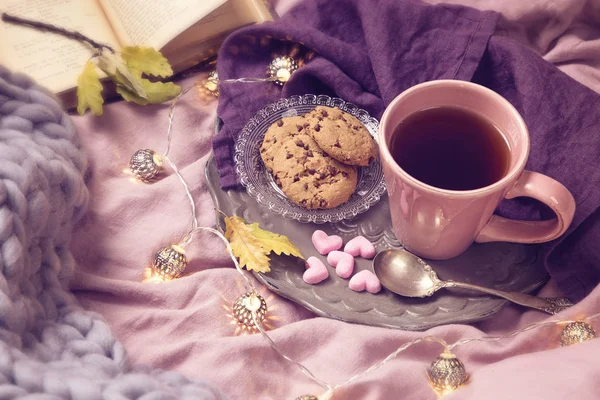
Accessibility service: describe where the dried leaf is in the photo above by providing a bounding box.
[248,223,304,259]
[225,216,271,273]
[96,50,147,99]
[121,46,173,78]
[76,61,104,116]
[115,72,181,105]
[224,216,304,273]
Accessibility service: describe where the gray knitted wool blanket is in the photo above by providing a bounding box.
[0,66,227,399]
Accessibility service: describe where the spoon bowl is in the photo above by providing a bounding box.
[372,249,442,297]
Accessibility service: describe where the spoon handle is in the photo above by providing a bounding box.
[444,281,574,314]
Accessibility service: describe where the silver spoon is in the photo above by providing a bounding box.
[372,249,574,315]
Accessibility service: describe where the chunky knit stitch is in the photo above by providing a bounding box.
[0,65,227,400]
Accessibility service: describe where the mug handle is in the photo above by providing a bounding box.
[475,171,576,244]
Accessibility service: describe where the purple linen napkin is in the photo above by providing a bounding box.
[213,0,600,300]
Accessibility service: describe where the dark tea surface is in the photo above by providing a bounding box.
[390,107,510,191]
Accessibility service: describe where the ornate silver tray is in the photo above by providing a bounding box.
[206,154,549,330]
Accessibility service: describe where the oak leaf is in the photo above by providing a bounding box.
[225,216,271,273]
[121,46,173,78]
[76,61,104,116]
[224,216,304,273]
[248,223,304,259]
[115,71,181,105]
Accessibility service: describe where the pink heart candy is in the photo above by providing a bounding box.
[344,236,376,259]
[312,230,343,255]
[349,270,381,293]
[303,256,329,284]
[327,251,355,279]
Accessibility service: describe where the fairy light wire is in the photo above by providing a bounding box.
[162,77,279,158]
[156,82,597,400]
[252,312,332,392]
[162,84,200,158]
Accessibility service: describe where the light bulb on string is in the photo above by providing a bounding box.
[560,321,596,346]
[233,291,268,330]
[129,149,163,182]
[151,244,188,280]
[427,349,469,396]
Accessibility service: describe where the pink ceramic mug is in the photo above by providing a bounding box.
[378,80,576,260]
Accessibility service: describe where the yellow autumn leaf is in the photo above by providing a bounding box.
[224,216,271,273]
[76,61,104,116]
[115,75,181,105]
[247,223,304,260]
[121,46,173,78]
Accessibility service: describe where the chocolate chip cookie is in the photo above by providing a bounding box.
[260,116,309,173]
[270,133,358,210]
[305,106,378,166]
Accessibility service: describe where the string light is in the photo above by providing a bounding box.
[427,349,469,395]
[233,291,268,330]
[201,55,299,96]
[130,58,598,399]
[129,149,163,181]
[152,245,187,280]
[268,56,298,85]
[560,321,596,346]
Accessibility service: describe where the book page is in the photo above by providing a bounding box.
[0,0,121,94]
[160,0,273,72]
[99,0,227,49]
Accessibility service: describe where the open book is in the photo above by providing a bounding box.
[0,0,273,100]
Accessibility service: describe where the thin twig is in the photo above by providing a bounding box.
[1,12,114,52]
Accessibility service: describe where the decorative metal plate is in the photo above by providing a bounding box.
[206,154,549,331]
[234,94,386,224]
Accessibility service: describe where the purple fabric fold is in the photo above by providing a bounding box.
[213,0,600,300]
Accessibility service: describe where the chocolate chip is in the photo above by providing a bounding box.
[334,140,341,148]
[352,125,360,131]
[319,172,326,179]
[301,199,307,205]
[293,175,299,182]
[321,109,329,117]
[296,124,303,132]
[304,123,310,128]
[295,139,305,147]
[327,166,337,175]
[273,138,277,144]
[307,150,314,157]
[286,153,293,159]
[303,183,308,190]
[304,144,309,150]
[319,199,328,207]
[314,124,321,132]
[277,120,283,127]
[308,168,316,174]
[341,171,349,177]
[314,182,320,188]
